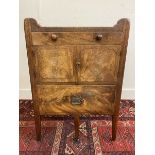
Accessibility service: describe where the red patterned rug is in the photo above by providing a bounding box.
[19,100,135,155]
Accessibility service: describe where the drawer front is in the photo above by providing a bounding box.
[36,85,115,115]
[33,46,76,83]
[31,32,124,45]
[79,45,121,83]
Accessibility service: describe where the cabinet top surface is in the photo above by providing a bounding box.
[24,18,130,32]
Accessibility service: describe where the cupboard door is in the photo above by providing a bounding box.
[33,46,76,83]
[79,45,121,83]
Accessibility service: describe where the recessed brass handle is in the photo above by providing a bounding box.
[51,34,57,41]
[96,34,103,41]
[71,95,83,105]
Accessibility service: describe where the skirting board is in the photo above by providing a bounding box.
[19,88,135,99]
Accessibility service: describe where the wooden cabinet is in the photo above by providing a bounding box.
[24,18,130,141]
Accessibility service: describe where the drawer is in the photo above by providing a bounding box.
[31,32,124,45]
[36,85,115,115]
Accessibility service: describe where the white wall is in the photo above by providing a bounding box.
[19,0,135,99]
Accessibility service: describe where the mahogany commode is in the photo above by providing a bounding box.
[24,18,130,141]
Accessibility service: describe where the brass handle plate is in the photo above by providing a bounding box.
[70,95,83,105]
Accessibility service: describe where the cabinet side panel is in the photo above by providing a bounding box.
[114,19,130,113]
[24,18,39,113]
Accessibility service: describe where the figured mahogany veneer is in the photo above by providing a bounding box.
[24,18,130,141]
[36,85,115,115]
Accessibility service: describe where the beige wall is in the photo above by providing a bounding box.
[19,0,135,99]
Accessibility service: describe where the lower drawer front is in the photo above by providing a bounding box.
[36,85,115,115]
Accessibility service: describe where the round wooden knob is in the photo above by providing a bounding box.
[96,34,103,41]
[51,34,57,41]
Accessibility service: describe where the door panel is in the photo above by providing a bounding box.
[79,45,121,83]
[33,46,76,83]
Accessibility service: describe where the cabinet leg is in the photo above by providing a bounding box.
[112,115,118,141]
[35,115,41,141]
[73,115,80,142]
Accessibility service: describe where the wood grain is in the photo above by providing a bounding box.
[32,46,76,83]
[31,32,124,45]
[24,19,41,141]
[24,18,130,141]
[79,45,121,83]
[112,19,130,141]
[35,85,115,115]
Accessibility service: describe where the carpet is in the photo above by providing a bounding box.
[19,100,135,155]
